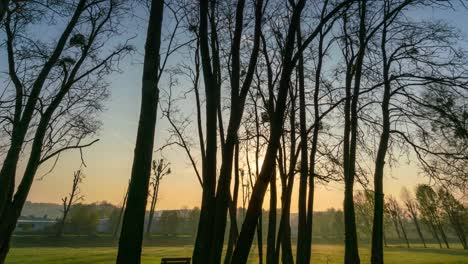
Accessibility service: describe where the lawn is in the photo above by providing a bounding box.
[6,244,468,264]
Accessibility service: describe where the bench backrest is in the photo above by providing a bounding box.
[161,257,191,264]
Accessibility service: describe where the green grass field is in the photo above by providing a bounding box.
[6,244,468,264]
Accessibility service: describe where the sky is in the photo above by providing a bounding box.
[16,2,468,212]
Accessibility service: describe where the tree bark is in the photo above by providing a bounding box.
[116,1,164,263]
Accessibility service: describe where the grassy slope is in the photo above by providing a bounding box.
[6,244,468,264]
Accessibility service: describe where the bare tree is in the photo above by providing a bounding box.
[192,0,265,262]
[146,158,171,237]
[56,170,85,237]
[0,1,131,261]
[232,1,353,262]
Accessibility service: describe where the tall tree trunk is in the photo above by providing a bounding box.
[192,0,219,262]
[371,7,391,262]
[296,20,309,264]
[304,15,328,263]
[266,169,277,264]
[116,1,164,263]
[280,176,294,264]
[344,2,366,263]
[200,0,263,262]
[224,142,240,264]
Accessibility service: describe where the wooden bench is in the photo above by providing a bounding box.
[161,257,191,264]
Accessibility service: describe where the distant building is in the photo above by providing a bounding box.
[15,219,56,232]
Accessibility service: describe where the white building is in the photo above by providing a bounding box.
[15,219,57,232]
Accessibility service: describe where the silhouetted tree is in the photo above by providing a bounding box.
[56,170,85,237]
[232,1,353,262]
[146,159,171,236]
[0,1,130,261]
[116,0,165,263]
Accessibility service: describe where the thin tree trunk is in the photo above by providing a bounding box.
[192,0,219,262]
[113,184,129,240]
[267,169,277,264]
[296,20,309,264]
[430,222,442,249]
[224,142,240,264]
[371,7,391,262]
[281,86,297,264]
[391,213,402,239]
[411,214,426,248]
[437,223,450,249]
[281,177,294,264]
[116,1,164,263]
[344,2,366,263]
[257,215,264,264]
[146,180,159,237]
[397,215,410,248]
